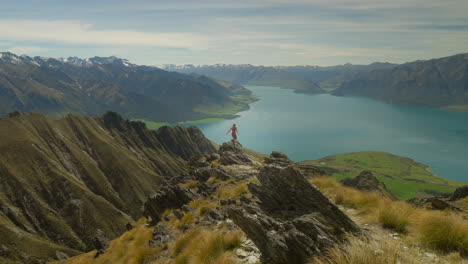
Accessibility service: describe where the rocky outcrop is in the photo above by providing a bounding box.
[191,167,231,182]
[143,184,196,225]
[228,165,359,264]
[296,164,328,178]
[341,171,397,200]
[450,186,468,201]
[264,151,292,166]
[92,230,110,258]
[149,225,172,247]
[218,141,253,165]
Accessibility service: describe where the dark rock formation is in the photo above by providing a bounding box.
[296,164,328,178]
[218,141,253,165]
[187,155,211,168]
[407,197,461,211]
[196,182,217,197]
[341,171,380,191]
[206,153,220,162]
[92,229,110,258]
[191,167,231,182]
[450,186,468,201]
[430,198,452,210]
[341,171,396,199]
[143,184,196,225]
[149,225,172,247]
[264,151,292,166]
[228,165,359,264]
[125,223,134,231]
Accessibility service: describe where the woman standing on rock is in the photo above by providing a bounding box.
[226,124,239,142]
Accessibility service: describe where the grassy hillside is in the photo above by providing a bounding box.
[299,151,466,200]
[0,111,217,263]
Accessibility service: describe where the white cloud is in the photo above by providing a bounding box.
[0,20,210,50]
[6,46,48,55]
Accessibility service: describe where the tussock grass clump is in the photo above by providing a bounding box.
[181,180,199,189]
[310,236,414,264]
[217,181,249,200]
[176,212,195,228]
[172,229,242,264]
[415,211,468,254]
[187,198,216,216]
[173,228,202,255]
[377,201,414,233]
[62,219,162,264]
[310,176,340,190]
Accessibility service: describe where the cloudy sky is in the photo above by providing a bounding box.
[1,0,467,66]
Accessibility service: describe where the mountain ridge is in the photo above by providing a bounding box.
[0,52,255,123]
[334,53,468,109]
[0,111,216,263]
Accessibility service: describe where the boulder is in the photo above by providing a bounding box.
[149,224,172,247]
[264,151,292,166]
[92,229,110,258]
[228,165,359,264]
[187,155,210,168]
[191,167,231,182]
[143,184,196,225]
[341,171,396,200]
[206,153,220,162]
[296,164,328,178]
[218,141,253,165]
[450,186,468,201]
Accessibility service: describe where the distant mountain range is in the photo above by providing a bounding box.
[276,63,396,91]
[161,62,396,92]
[162,64,324,93]
[164,53,468,111]
[0,52,255,122]
[334,53,468,110]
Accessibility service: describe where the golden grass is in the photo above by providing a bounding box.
[414,211,468,255]
[310,236,416,264]
[175,212,195,228]
[377,201,413,233]
[311,177,381,213]
[173,228,202,255]
[311,176,468,257]
[180,180,199,189]
[218,182,248,200]
[207,176,218,183]
[173,229,242,264]
[63,220,160,264]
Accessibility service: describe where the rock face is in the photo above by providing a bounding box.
[228,165,359,264]
[143,184,196,225]
[218,141,253,165]
[296,164,328,178]
[450,186,468,201]
[264,151,292,166]
[191,167,231,182]
[407,197,460,211]
[92,230,110,258]
[341,171,397,200]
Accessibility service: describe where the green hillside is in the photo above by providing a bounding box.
[299,151,466,200]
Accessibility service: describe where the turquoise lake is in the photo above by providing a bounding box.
[187,86,468,182]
